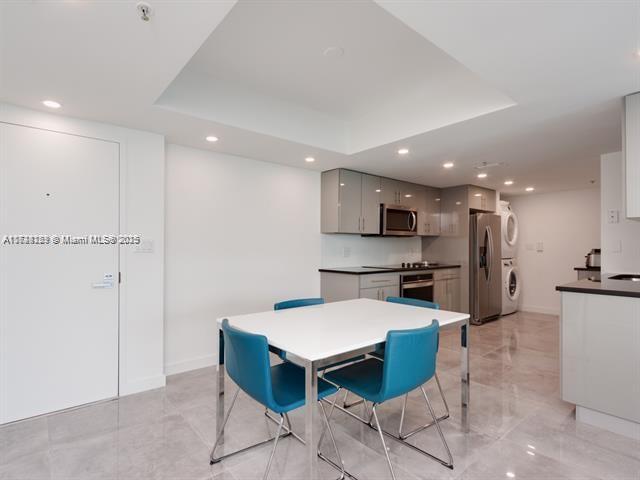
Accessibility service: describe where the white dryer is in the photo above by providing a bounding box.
[502,258,520,315]
[500,201,519,259]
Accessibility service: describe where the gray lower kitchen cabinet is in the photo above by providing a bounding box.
[433,269,460,311]
[359,285,399,301]
[320,272,399,303]
[321,169,381,234]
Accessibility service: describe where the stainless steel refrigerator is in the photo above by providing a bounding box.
[470,213,502,325]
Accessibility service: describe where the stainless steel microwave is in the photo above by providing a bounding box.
[381,204,417,236]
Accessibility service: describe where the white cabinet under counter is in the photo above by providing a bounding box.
[556,279,640,440]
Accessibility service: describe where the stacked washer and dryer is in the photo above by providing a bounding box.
[500,201,521,315]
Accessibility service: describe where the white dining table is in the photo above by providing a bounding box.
[215,298,470,478]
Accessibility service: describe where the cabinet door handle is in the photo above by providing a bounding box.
[362,217,365,231]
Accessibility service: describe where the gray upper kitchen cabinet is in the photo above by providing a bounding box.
[321,169,381,234]
[380,177,402,205]
[400,182,421,209]
[439,186,467,237]
[417,186,441,236]
[337,169,362,233]
[361,173,381,234]
[468,186,496,212]
[624,93,640,218]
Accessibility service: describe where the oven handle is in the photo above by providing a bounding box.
[401,281,434,289]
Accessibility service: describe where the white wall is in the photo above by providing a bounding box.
[321,234,421,267]
[0,103,166,396]
[164,144,422,374]
[507,187,600,315]
[601,151,640,274]
[164,144,322,374]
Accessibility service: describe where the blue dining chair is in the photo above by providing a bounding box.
[324,322,453,478]
[272,297,365,411]
[375,297,450,440]
[210,319,345,479]
[274,297,325,310]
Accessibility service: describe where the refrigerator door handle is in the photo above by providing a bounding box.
[486,225,493,282]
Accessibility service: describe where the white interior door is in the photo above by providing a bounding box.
[0,124,120,424]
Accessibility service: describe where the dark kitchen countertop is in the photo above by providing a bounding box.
[319,263,461,275]
[556,275,640,298]
[574,266,601,271]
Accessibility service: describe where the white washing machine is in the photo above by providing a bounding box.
[500,201,519,259]
[502,258,521,315]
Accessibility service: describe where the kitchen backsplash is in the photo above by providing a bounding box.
[321,234,422,267]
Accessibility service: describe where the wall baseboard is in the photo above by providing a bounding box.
[519,305,560,316]
[120,374,166,397]
[164,354,217,376]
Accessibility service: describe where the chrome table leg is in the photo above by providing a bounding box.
[461,318,470,433]
[304,360,319,479]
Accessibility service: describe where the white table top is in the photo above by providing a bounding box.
[217,298,469,362]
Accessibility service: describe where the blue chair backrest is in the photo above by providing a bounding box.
[379,320,439,402]
[221,319,276,409]
[386,297,440,309]
[386,296,440,351]
[274,297,324,310]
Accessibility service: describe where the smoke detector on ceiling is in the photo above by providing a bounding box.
[473,161,505,170]
[137,2,152,22]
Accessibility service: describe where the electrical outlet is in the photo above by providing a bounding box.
[607,209,620,224]
[536,242,544,252]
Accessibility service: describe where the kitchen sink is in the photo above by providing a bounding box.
[609,274,640,281]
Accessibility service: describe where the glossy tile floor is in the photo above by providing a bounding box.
[2,311,639,479]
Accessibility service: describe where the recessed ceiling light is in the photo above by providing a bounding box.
[455,201,462,205]
[527,451,535,456]
[305,157,315,163]
[526,187,535,192]
[42,100,61,109]
[404,194,412,198]
[398,148,409,155]
[506,473,516,479]
[527,445,536,450]
[340,183,345,187]
[504,180,514,186]
[205,136,218,143]
[375,189,381,193]
[443,162,454,169]
[435,198,441,202]
[477,173,488,179]
[474,193,482,197]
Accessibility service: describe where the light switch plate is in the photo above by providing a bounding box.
[536,241,544,252]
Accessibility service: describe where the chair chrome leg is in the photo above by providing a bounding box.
[420,386,453,468]
[398,374,451,441]
[210,389,292,465]
[435,373,451,416]
[372,405,397,480]
[398,393,408,437]
[263,414,285,480]
[318,395,346,480]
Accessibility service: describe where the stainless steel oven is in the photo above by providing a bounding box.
[400,273,434,302]
[381,204,417,236]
